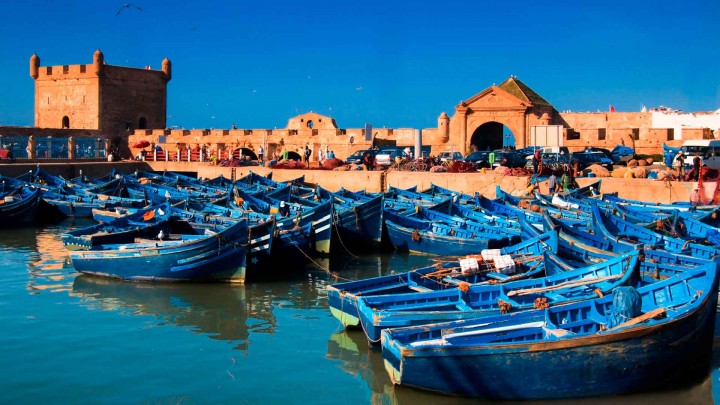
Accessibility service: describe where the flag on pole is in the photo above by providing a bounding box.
[609,105,616,112]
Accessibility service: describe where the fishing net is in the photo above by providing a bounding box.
[606,286,642,329]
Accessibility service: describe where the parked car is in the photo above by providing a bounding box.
[584,147,613,161]
[516,145,543,158]
[345,149,377,165]
[437,151,463,162]
[492,150,526,168]
[374,147,405,167]
[0,148,15,162]
[571,151,614,172]
[463,151,491,168]
[584,145,634,165]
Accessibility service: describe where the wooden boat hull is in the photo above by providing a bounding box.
[357,250,640,343]
[69,219,249,282]
[384,215,518,255]
[381,264,719,399]
[332,194,384,249]
[0,187,41,226]
[245,218,276,279]
[327,231,558,328]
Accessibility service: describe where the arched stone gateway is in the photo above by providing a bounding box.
[470,122,504,151]
[468,122,518,151]
[447,77,555,154]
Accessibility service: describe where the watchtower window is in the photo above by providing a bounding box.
[46,67,52,75]
[80,65,86,73]
[62,116,70,129]
[138,117,147,130]
[307,120,314,129]
[63,65,69,74]
[598,128,606,141]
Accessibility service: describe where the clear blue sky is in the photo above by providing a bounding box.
[0,0,718,130]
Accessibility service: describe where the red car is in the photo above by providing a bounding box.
[0,148,15,162]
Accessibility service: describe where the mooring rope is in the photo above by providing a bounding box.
[332,219,359,258]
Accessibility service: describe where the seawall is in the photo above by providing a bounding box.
[0,161,699,204]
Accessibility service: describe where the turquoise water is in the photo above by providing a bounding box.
[0,220,718,404]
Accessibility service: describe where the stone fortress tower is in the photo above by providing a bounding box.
[30,49,171,140]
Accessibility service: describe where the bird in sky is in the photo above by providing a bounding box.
[115,3,142,16]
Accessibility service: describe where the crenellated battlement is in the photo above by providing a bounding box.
[35,64,96,79]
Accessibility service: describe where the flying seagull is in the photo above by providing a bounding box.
[116,3,142,16]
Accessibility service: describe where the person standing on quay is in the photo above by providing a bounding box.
[674,150,685,180]
[548,171,559,194]
[258,145,264,162]
[318,147,324,165]
[362,152,372,170]
[304,145,311,164]
[561,170,572,192]
[532,148,541,174]
[692,155,702,181]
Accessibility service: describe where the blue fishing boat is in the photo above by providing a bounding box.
[317,187,384,250]
[236,171,307,190]
[62,204,174,250]
[235,187,333,257]
[381,260,719,399]
[16,167,125,196]
[422,184,475,205]
[592,205,720,259]
[542,211,711,272]
[179,199,277,279]
[357,249,640,343]
[475,193,589,230]
[495,186,592,222]
[385,186,453,214]
[124,176,226,204]
[68,207,249,282]
[449,202,520,230]
[383,209,521,255]
[327,230,557,328]
[0,177,41,226]
[39,190,146,219]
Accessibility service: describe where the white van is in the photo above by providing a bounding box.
[681,140,720,169]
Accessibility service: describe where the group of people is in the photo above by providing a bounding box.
[317,146,335,162]
[673,150,702,181]
[543,170,577,194]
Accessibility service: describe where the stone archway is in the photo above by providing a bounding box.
[469,122,504,151]
[448,77,557,154]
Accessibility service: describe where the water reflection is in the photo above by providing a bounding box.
[27,224,75,293]
[326,330,397,405]
[9,217,719,403]
[4,220,87,294]
[72,276,272,353]
[325,251,439,283]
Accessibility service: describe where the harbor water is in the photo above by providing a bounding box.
[1,219,719,404]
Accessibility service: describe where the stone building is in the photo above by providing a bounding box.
[129,75,720,160]
[31,49,171,135]
[3,49,720,161]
